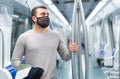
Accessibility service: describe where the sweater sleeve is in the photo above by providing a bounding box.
[57,34,71,61]
[11,34,26,68]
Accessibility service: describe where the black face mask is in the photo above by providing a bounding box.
[36,16,50,28]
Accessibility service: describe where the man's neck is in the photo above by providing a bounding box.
[33,25,48,34]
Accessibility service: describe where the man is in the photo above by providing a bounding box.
[11,5,78,79]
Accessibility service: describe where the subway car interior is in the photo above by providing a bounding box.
[0,0,120,79]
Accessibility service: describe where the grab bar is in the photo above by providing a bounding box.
[118,31,120,78]
[71,0,89,79]
[78,0,89,79]
[0,28,5,68]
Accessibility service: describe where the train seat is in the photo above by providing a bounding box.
[0,68,12,79]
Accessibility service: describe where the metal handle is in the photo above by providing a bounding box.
[71,0,89,79]
[78,0,89,79]
[0,28,5,68]
[71,0,81,79]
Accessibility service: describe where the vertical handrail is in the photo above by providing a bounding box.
[118,31,120,78]
[99,13,107,67]
[72,0,83,79]
[71,0,77,79]
[100,12,107,44]
[0,28,5,68]
[71,0,89,79]
[78,0,89,79]
[76,1,83,79]
[26,0,31,14]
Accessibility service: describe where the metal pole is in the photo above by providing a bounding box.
[71,0,77,78]
[26,0,31,12]
[72,0,87,79]
[99,12,107,67]
[118,31,120,79]
[78,0,89,79]
[76,1,83,79]
[0,28,5,68]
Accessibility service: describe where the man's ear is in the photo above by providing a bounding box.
[32,16,37,23]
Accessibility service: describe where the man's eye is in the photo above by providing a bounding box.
[47,13,49,16]
[41,13,45,16]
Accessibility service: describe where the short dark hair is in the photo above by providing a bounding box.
[31,5,47,17]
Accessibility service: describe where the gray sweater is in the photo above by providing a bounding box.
[11,29,71,79]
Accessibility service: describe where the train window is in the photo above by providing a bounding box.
[0,4,12,27]
[10,12,32,57]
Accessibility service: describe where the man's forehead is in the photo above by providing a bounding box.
[36,8,48,13]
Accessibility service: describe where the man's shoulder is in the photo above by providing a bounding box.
[19,30,33,39]
[21,30,32,35]
[47,29,62,40]
[48,29,60,35]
